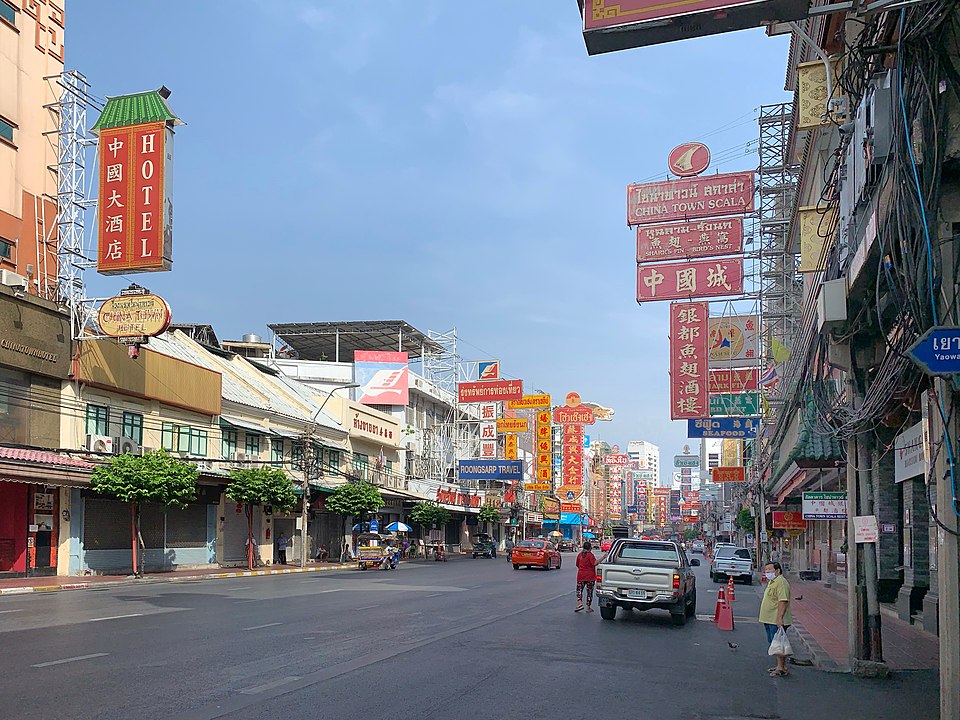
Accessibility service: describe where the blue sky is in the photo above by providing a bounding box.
[69,2,790,460]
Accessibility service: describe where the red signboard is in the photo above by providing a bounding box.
[604,454,629,466]
[712,466,746,483]
[585,0,764,30]
[554,405,596,425]
[668,142,711,178]
[772,511,807,531]
[709,368,759,393]
[458,379,522,403]
[637,218,743,264]
[97,122,173,274]
[669,302,709,420]
[627,171,754,226]
[561,502,582,513]
[562,422,585,486]
[637,258,744,303]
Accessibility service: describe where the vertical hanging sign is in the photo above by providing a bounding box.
[669,301,709,419]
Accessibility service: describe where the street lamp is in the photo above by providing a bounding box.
[299,381,360,568]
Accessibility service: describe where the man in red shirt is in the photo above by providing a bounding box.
[575,542,598,612]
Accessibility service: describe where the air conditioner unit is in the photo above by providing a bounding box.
[231,452,249,464]
[0,270,28,291]
[113,436,140,455]
[195,460,215,471]
[84,434,114,453]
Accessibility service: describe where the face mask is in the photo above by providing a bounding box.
[764,571,776,581]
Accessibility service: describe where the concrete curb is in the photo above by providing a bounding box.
[789,620,849,673]
[0,563,358,595]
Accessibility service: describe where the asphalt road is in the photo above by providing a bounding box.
[0,552,937,720]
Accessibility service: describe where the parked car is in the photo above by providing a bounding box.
[557,539,577,552]
[511,539,562,570]
[710,545,754,584]
[595,539,699,625]
[600,539,613,552]
[691,540,705,554]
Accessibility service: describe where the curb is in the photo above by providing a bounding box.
[789,620,849,673]
[0,563,357,596]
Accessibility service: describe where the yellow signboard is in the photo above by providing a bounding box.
[536,466,552,482]
[505,433,518,460]
[496,417,529,433]
[507,394,551,409]
[97,292,172,339]
[525,482,551,492]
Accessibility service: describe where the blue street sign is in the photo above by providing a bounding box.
[687,417,758,439]
[907,326,960,376]
[369,518,379,533]
[457,459,523,481]
[584,435,591,448]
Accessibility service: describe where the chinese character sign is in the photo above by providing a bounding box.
[535,409,552,483]
[637,218,743,263]
[97,122,173,274]
[637,259,744,302]
[669,302,709,420]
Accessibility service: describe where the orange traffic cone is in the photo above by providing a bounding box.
[717,599,735,631]
[727,577,735,602]
[713,585,727,623]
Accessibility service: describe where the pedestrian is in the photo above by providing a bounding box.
[315,543,328,562]
[759,561,792,677]
[504,536,515,561]
[340,542,353,564]
[575,541,598,612]
[276,532,289,565]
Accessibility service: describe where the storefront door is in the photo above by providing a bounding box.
[0,482,27,574]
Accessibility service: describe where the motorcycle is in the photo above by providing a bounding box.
[433,545,447,562]
[379,549,399,570]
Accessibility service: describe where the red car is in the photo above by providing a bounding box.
[511,539,562,570]
[600,539,613,552]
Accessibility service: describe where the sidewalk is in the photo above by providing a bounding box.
[779,578,940,673]
[0,560,357,595]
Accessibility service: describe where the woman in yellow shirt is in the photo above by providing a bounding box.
[758,561,792,677]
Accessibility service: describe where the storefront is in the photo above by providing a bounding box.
[0,287,74,577]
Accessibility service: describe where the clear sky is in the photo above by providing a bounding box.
[68,2,790,459]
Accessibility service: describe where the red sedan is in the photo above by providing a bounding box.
[511,539,562,570]
[600,539,613,552]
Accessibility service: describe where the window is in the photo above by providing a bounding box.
[291,441,304,467]
[0,238,11,260]
[271,438,284,467]
[0,1,15,27]
[222,429,237,460]
[120,412,143,445]
[353,453,369,480]
[327,449,340,474]
[85,404,109,436]
[0,117,13,144]
[162,423,208,456]
[245,433,260,456]
[161,422,176,451]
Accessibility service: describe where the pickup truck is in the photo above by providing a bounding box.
[595,539,699,626]
[710,545,754,584]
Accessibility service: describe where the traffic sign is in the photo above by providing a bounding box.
[907,326,960,375]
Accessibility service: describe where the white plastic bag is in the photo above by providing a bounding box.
[768,627,793,656]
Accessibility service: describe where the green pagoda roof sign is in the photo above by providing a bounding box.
[91,86,183,132]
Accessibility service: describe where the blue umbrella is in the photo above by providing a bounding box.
[386,521,412,533]
[583,532,596,539]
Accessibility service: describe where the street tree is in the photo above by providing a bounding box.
[226,467,297,570]
[325,481,385,541]
[409,501,450,535]
[90,450,198,577]
[683,528,699,541]
[737,508,756,533]
[478,504,499,532]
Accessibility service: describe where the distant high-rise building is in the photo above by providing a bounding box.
[627,440,660,496]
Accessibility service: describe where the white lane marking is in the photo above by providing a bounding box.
[243,622,282,631]
[89,613,144,623]
[32,653,109,668]
[355,605,379,611]
[424,593,443,598]
[0,609,24,614]
[240,676,301,694]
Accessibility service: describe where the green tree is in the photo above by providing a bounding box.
[325,481,385,541]
[683,528,699,541]
[409,501,450,532]
[91,450,198,577]
[737,507,756,533]
[226,467,297,570]
[478,504,499,531]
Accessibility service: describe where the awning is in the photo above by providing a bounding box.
[220,415,268,434]
[0,447,94,489]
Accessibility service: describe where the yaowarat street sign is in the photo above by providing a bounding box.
[627,171,754,226]
[97,292,171,339]
[496,417,528,433]
[637,218,743,264]
[638,259,744,303]
[670,302,709,419]
[711,466,745,483]
[458,379,522,403]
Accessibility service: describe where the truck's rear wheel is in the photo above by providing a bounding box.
[599,605,616,620]
[671,607,688,626]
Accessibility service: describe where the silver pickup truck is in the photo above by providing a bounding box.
[595,539,699,626]
[710,545,754,584]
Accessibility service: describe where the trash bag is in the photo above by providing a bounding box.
[768,627,793,656]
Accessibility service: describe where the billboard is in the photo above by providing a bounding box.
[504,433,518,460]
[354,350,409,405]
[772,511,807,530]
[627,171,754,226]
[507,394,551,409]
[97,291,171,339]
[638,259,744,302]
[708,315,760,367]
[458,379,523,403]
[687,417,758,439]
[604,454,629,466]
[637,218,743,264]
[712,466,745,483]
[669,301,709,419]
[458,460,523,481]
[802,492,848,520]
[579,0,808,54]
[97,121,174,274]
[674,455,699,468]
[709,368,759,393]
[496,418,528,433]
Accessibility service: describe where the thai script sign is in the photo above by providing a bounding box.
[802,491,847,519]
[496,417,528,433]
[709,392,761,417]
[638,259,744,302]
[709,368,759,393]
[507,394,551,409]
[712,466,745,483]
[97,292,171,338]
[627,171,754,226]
[458,379,523,403]
[687,417,758,439]
[637,218,743,263]
[355,350,409,406]
[604,454,629,466]
[674,455,700,468]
